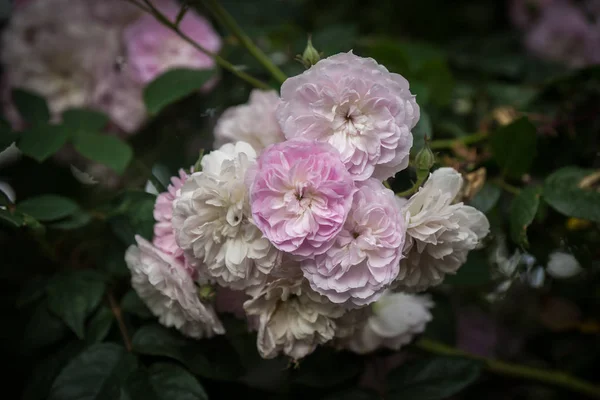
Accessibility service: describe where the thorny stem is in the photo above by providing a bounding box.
[108,292,133,352]
[128,0,271,90]
[429,132,488,150]
[201,0,288,84]
[416,338,600,399]
[395,171,427,197]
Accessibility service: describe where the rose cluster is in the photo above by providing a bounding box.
[125,51,490,360]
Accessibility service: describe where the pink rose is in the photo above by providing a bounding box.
[277,51,419,181]
[301,179,406,307]
[249,139,356,258]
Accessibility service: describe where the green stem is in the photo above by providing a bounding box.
[136,0,271,90]
[416,338,600,399]
[202,0,288,84]
[396,171,427,197]
[429,132,488,150]
[493,178,521,195]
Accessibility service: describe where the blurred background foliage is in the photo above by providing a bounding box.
[1,0,600,399]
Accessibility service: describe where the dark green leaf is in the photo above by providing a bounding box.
[73,134,133,174]
[423,294,455,345]
[415,59,455,106]
[509,186,541,247]
[16,194,79,222]
[22,300,69,352]
[121,290,153,319]
[469,183,501,213]
[543,167,600,223]
[16,275,48,308]
[444,250,490,286]
[18,124,69,162]
[12,88,50,124]
[387,356,482,400]
[50,343,137,400]
[126,363,208,400]
[49,210,93,230]
[63,108,109,138]
[143,69,214,115]
[0,118,18,152]
[132,324,244,381]
[86,306,114,344]
[108,191,156,245]
[293,347,362,387]
[46,272,106,339]
[0,208,24,228]
[490,117,537,179]
[311,25,358,56]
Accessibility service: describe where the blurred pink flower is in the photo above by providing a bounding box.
[277,51,419,181]
[124,1,221,84]
[249,139,356,258]
[301,179,406,307]
[214,90,285,152]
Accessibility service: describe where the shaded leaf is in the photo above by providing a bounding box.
[543,167,600,223]
[121,290,153,319]
[490,117,537,179]
[126,363,208,400]
[86,306,114,344]
[0,208,24,228]
[469,183,501,213]
[509,186,541,247]
[63,108,109,138]
[49,210,93,230]
[16,275,48,308]
[143,69,214,115]
[16,194,79,222]
[108,191,156,245]
[18,124,69,162]
[73,134,133,174]
[50,343,137,400]
[293,347,362,387]
[12,88,50,124]
[22,300,69,352]
[444,250,490,286]
[46,272,106,339]
[387,356,482,400]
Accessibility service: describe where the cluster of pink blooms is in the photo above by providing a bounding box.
[125,51,490,360]
[510,0,600,68]
[2,0,220,133]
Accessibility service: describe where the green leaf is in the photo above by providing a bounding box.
[16,194,79,222]
[108,191,156,245]
[490,117,537,179]
[0,208,24,228]
[143,69,214,115]
[444,250,490,286]
[73,133,133,174]
[86,306,114,344]
[22,300,69,352]
[293,347,362,387]
[509,186,541,247]
[50,343,137,400]
[0,118,18,152]
[18,124,69,162]
[387,356,482,400]
[132,324,244,381]
[46,272,106,339]
[49,210,92,230]
[12,88,50,124]
[62,108,109,138]
[543,167,600,223]
[121,290,153,319]
[469,183,501,213]
[16,275,48,308]
[415,59,455,106]
[126,363,208,400]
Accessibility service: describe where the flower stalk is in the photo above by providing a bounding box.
[429,132,488,150]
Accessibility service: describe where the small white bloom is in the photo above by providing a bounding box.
[244,278,344,360]
[395,168,490,292]
[173,141,281,290]
[344,291,433,354]
[70,165,99,185]
[213,90,285,152]
[125,235,224,338]
[546,251,583,279]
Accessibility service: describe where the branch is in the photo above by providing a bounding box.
[108,292,133,352]
[201,0,288,84]
[130,0,271,90]
[416,338,600,399]
[429,132,488,150]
